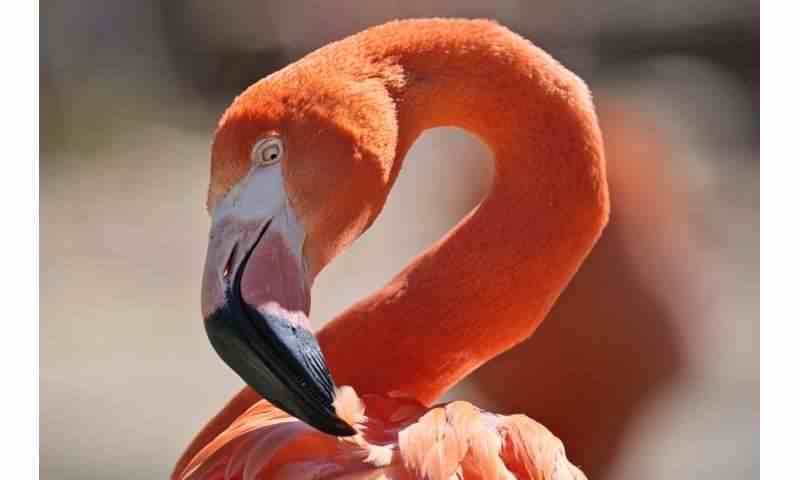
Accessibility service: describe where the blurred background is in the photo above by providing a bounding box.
[40,1,759,479]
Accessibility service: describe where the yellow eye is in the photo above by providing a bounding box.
[252,137,284,166]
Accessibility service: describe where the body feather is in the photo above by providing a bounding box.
[176,388,584,480]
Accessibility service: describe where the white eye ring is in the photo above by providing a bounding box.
[251,137,284,166]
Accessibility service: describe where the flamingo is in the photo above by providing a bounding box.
[174,19,609,480]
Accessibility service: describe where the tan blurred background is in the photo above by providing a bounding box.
[41,1,759,479]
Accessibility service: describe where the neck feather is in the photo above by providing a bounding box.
[317,19,609,404]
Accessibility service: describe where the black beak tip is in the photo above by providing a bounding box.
[204,302,360,438]
[316,415,358,437]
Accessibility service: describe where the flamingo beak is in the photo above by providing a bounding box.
[200,165,356,437]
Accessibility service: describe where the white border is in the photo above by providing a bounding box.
[1,2,38,479]
[761,2,797,478]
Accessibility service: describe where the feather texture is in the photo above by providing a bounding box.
[176,388,585,480]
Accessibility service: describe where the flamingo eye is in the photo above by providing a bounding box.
[252,137,284,166]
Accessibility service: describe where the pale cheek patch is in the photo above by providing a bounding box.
[211,163,286,225]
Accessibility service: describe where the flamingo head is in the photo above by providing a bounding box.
[200,58,399,437]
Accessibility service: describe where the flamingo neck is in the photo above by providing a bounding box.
[317,20,609,405]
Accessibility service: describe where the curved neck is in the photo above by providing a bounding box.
[317,20,609,405]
